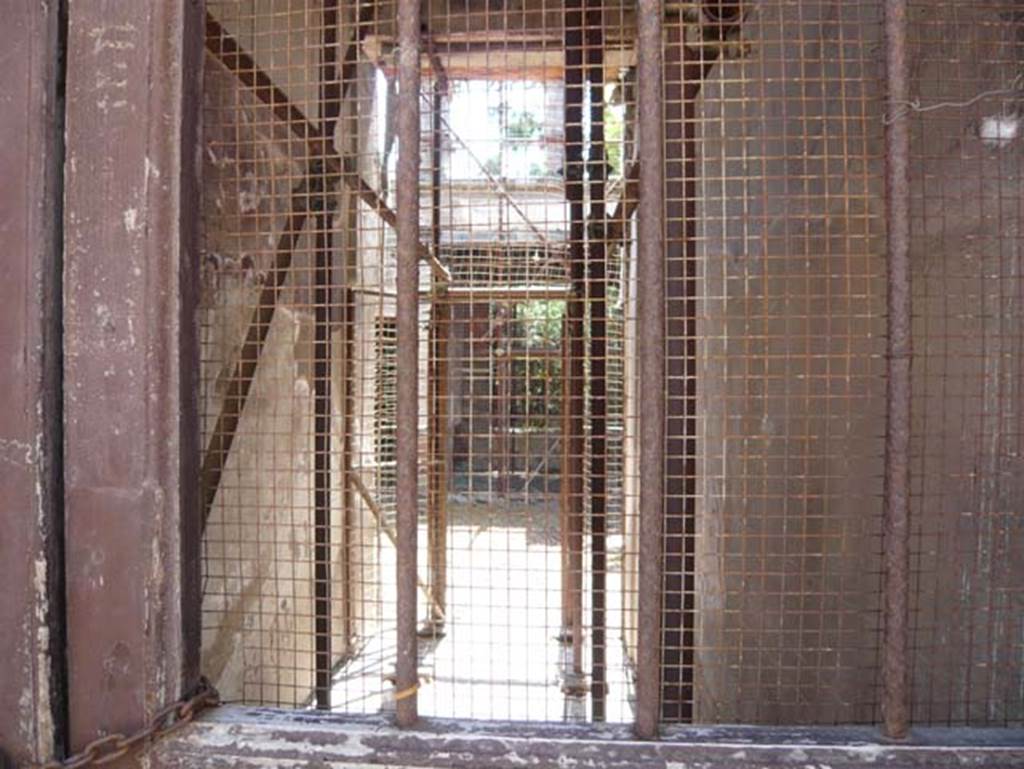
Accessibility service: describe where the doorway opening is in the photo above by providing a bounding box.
[200,1,639,723]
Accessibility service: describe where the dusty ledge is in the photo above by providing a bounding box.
[154,705,1024,768]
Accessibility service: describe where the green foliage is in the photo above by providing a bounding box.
[505,110,543,140]
[604,104,625,178]
[516,299,565,347]
[505,300,565,429]
[510,357,563,427]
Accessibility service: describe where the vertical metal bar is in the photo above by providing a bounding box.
[585,2,608,722]
[313,216,334,712]
[339,10,373,654]
[561,0,586,687]
[635,0,665,740]
[426,69,448,630]
[341,285,356,650]
[426,319,449,630]
[882,0,911,741]
[338,10,362,659]
[313,0,341,712]
[496,314,511,497]
[395,0,421,728]
[63,0,199,746]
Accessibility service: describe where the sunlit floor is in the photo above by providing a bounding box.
[330,501,634,723]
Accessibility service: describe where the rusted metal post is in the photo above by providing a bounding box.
[395,0,421,729]
[635,0,665,740]
[560,0,586,687]
[63,0,203,750]
[585,2,608,721]
[312,0,341,711]
[496,318,512,497]
[0,1,66,762]
[341,285,357,651]
[882,0,911,741]
[426,60,449,632]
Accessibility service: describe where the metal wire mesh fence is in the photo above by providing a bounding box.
[676,0,888,725]
[201,0,398,710]
[906,1,1024,727]
[198,0,1024,729]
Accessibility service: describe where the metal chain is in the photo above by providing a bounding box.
[37,677,220,769]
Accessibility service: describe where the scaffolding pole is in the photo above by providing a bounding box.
[882,0,911,741]
[425,50,449,633]
[395,0,422,729]
[312,0,341,711]
[585,0,608,721]
[634,0,665,740]
[561,0,587,692]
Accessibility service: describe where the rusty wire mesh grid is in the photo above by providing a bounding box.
[668,0,889,725]
[410,0,638,723]
[197,0,1024,728]
[905,1,1024,728]
[199,0,642,722]
[200,0,399,711]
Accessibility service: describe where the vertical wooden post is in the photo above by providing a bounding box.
[659,5,739,721]
[339,6,371,660]
[341,282,357,650]
[313,0,342,711]
[660,24,697,725]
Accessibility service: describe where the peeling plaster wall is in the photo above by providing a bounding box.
[199,5,383,705]
[200,49,323,706]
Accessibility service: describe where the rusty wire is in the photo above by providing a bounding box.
[905,0,1024,728]
[196,0,1023,731]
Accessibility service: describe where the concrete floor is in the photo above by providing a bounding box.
[330,503,634,723]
